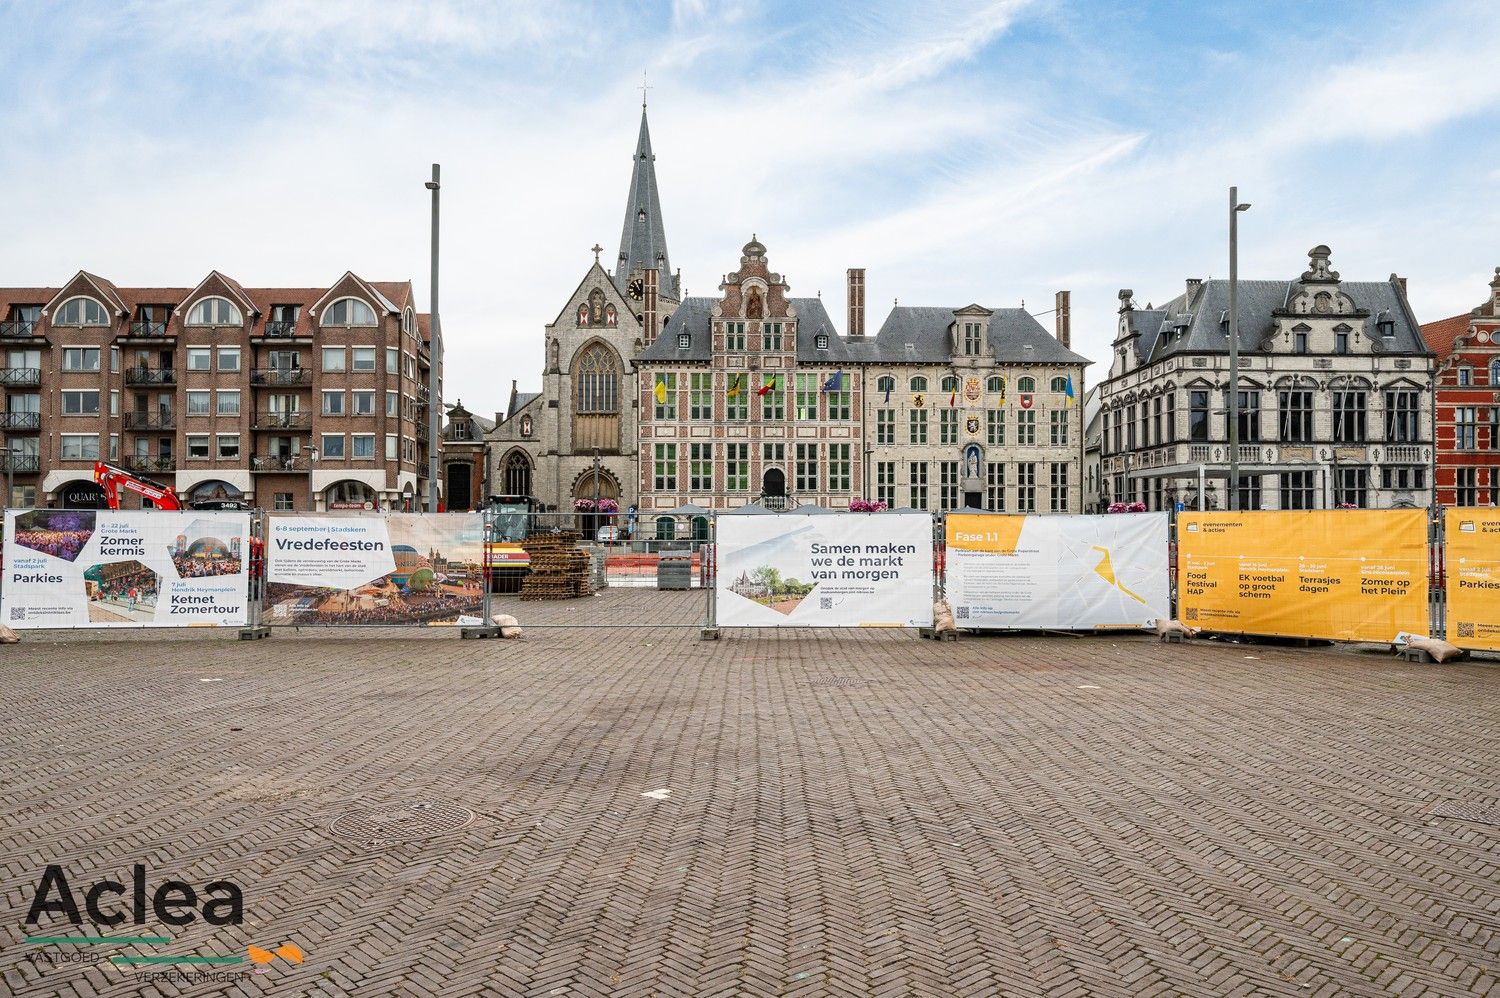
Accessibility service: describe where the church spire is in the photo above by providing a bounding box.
[614,103,678,301]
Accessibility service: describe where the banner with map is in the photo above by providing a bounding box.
[2,508,250,628]
[1445,508,1500,652]
[264,513,485,626]
[944,513,1169,630]
[716,512,933,628]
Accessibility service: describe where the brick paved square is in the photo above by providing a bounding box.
[0,598,1495,997]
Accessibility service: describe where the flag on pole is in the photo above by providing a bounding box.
[949,389,957,408]
[883,379,892,403]
[997,376,1006,405]
[653,377,667,405]
[755,374,777,397]
[1065,375,1076,406]
[726,374,743,399]
[821,371,843,392]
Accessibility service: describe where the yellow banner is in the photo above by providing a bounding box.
[1177,510,1428,642]
[1445,508,1500,651]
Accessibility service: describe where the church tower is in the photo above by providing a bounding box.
[613,102,680,309]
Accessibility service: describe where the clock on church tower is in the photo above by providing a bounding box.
[627,277,644,301]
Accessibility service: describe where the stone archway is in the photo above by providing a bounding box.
[573,468,620,538]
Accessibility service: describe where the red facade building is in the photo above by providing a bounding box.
[1422,268,1500,507]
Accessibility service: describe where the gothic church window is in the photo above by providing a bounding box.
[576,344,619,413]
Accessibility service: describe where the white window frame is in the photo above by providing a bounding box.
[321,347,346,372]
[185,296,242,326]
[351,346,377,372]
[185,390,211,416]
[351,433,376,458]
[216,433,240,460]
[352,390,375,416]
[61,389,100,416]
[216,390,241,416]
[186,346,212,371]
[61,346,101,372]
[320,433,345,459]
[60,433,101,460]
[217,346,241,372]
[54,297,109,326]
[321,297,378,327]
[322,390,345,416]
[186,434,211,459]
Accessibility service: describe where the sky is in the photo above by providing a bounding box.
[2,0,1498,419]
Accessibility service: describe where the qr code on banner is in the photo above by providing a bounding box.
[1458,622,1475,638]
[1185,607,1199,621]
[820,597,833,610]
[956,606,970,619]
[8,606,25,623]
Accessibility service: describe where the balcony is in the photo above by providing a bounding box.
[250,367,311,386]
[127,320,170,339]
[253,411,310,431]
[122,455,176,473]
[124,366,175,386]
[0,320,38,338]
[0,412,41,431]
[257,320,304,339]
[0,453,40,473]
[0,367,41,386]
[251,454,311,472]
[1384,445,1424,463]
[125,410,176,430]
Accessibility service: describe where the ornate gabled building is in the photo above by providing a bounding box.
[1098,245,1435,512]
[485,103,682,516]
[1421,267,1500,507]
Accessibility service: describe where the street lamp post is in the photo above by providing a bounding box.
[1228,186,1251,510]
[863,446,874,502]
[424,164,442,514]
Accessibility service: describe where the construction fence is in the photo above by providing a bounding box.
[1,507,1496,652]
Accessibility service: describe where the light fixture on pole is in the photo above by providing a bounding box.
[425,164,442,514]
[1228,186,1251,510]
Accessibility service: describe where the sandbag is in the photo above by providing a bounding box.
[1154,618,1199,640]
[491,614,519,628]
[1408,636,1462,663]
[0,625,17,644]
[933,600,956,633]
[500,625,523,639]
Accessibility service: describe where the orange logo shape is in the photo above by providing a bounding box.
[247,943,304,965]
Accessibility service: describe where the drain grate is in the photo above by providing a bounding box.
[329,801,476,844]
[1428,801,1500,827]
[806,677,872,688]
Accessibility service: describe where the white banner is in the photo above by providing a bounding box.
[944,512,1169,630]
[716,512,934,628]
[265,513,485,626]
[2,508,250,628]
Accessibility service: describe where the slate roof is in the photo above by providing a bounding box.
[613,106,679,300]
[509,392,541,418]
[1128,277,1428,362]
[642,297,856,364]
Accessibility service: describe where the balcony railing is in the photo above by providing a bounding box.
[251,454,311,472]
[1384,445,1424,463]
[0,453,40,472]
[125,410,176,430]
[0,367,41,386]
[250,368,310,386]
[128,320,170,338]
[0,320,38,338]
[124,366,176,385]
[122,455,176,473]
[259,320,300,338]
[253,411,310,430]
[0,412,41,430]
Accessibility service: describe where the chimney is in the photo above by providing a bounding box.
[1054,290,1071,348]
[847,268,866,337]
[1186,277,1203,303]
[643,268,659,345]
[1390,272,1408,297]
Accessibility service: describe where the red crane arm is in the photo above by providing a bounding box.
[92,462,183,510]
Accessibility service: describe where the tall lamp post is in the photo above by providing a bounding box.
[1228,186,1251,510]
[424,164,443,514]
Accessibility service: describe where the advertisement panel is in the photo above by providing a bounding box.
[1177,510,1428,642]
[716,512,933,628]
[2,508,250,628]
[1445,508,1500,651]
[264,513,485,626]
[945,513,1169,630]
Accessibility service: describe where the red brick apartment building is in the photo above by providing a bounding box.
[0,269,437,510]
[1422,268,1500,507]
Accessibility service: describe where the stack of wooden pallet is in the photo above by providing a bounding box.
[519,532,591,600]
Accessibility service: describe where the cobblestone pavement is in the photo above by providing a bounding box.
[0,601,1495,997]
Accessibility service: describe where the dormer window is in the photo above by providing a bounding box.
[186,296,242,326]
[55,296,109,326]
[815,333,829,351]
[322,297,377,327]
[962,322,982,355]
[677,332,690,349]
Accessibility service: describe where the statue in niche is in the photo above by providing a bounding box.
[746,288,763,319]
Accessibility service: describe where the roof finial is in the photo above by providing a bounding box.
[640,70,651,109]
[591,243,602,264]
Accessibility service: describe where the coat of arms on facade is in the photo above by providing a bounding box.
[964,378,981,402]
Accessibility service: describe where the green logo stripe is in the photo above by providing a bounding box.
[26,935,171,945]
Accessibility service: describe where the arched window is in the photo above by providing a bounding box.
[1050,376,1068,393]
[502,450,532,497]
[655,516,676,540]
[909,376,928,392]
[876,375,894,394]
[940,375,959,393]
[1017,376,1036,393]
[1491,359,1500,386]
[55,296,108,326]
[986,376,1004,392]
[322,297,377,326]
[186,297,242,326]
[402,307,415,334]
[575,344,619,413]
[324,480,375,506]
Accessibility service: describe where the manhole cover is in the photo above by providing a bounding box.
[1428,801,1500,827]
[329,801,475,843]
